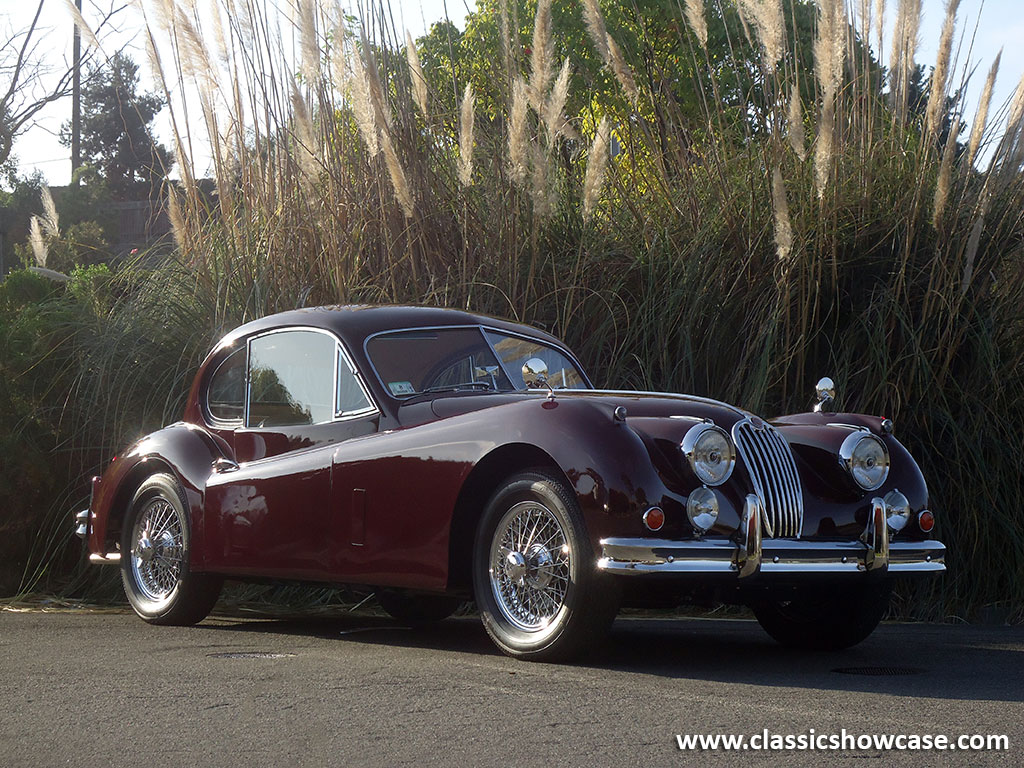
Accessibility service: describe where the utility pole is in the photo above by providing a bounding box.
[71,0,82,185]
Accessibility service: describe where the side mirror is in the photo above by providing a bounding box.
[522,357,549,389]
[814,376,836,413]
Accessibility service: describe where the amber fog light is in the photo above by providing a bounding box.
[918,509,935,533]
[643,506,665,532]
[686,487,719,533]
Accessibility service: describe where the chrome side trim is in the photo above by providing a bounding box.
[597,536,944,577]
[88,552,121,565]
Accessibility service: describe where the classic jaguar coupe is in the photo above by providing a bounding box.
[75,305,945,660]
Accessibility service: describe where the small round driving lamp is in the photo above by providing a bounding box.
[681,424,735,486]
[687,487,719,534]
[883,489,911,532]
[839,433,890,491]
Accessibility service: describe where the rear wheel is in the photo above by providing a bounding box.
[751,582,892,650]
[472,470,619,662]
[120,473,222,626]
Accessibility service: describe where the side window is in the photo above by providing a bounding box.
[247,331,336,427]
[207,347,246,423]
[337,354,373,416]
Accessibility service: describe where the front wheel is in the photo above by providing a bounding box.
[120,473,222,626]
[472,470,619,662]
[750,582,892,650]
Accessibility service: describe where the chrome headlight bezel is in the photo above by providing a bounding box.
[681,423,736,486]
[839,432,890,491]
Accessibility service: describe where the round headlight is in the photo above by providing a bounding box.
[839,432,890,491]
[883,489,910,532]
[687,487,719,533]
[681,424,735,486]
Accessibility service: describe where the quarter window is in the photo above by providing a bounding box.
[247,331,337,427]
[207,347,246,423]
[337,354,373,416]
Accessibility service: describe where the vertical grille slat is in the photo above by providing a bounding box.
[732,418,804,538]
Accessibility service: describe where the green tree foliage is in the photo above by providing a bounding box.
[60,52,172,200]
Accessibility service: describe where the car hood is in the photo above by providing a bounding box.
[393,389,753,431]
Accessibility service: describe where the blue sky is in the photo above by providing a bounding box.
[6,0,1022,186]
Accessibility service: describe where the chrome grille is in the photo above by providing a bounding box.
[732,418,804,538]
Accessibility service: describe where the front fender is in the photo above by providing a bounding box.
[89,423,227,564]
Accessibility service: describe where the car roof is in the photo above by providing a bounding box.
[216,304,568,351]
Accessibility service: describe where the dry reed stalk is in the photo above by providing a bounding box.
[966,51,1000,168]
[960,192,988,296]
[889,0,922,119]
[684,0,708,48]
[379,128,414,218]
[167,185,186,250]
[932,121,957,228]
[606,35,639,104]
[814,92,835,198]
[360,25,393,131]
[508,77,530,186]
[39,187,59,238]
[814,0,845,103]
[771,166,793,261]
[347,45,380,156]
[208,0,231,64]
[739,0,784,73]
[543,58,572,141]
[290,83,319,184]
[405,30,429,118]
[530,144,551,219]
[530,0,554,109]
[874,0,885,60]
[28,217,47,268]
[173,3,218,90]
[582,0,610,61]
[582,117,611,221]
[298,0,321,82]
[458,83,475,187]
[925,0,960,138]
[499,0,512,81]
[787,84,807,161]
[61,0,100,49]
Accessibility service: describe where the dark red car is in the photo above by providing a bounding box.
[75,305,945,660]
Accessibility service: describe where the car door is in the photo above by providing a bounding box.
[203,327,378,580]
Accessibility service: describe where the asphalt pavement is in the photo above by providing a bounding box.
[1,609,1021,766]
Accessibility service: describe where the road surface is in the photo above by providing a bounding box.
[1,610,1021,766]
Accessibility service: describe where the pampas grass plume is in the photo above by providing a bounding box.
[458,83,475,187]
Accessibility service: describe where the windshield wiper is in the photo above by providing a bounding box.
[419,381,496,394]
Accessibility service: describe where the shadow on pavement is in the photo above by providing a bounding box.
[195,612,1024,703]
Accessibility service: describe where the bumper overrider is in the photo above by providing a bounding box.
[597,494,945,578]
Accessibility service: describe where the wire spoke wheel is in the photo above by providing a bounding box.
[121,473,221,626]
[473,471,620,661]
[130,497,185,602]
[489,501,571,631]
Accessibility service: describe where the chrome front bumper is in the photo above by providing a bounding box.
[597,494,946,578]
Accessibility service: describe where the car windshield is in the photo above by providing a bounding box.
[366,327,588,398]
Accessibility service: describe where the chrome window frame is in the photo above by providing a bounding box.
[203,344,247,429]
[241,326,379,429]
[361,324,592,400]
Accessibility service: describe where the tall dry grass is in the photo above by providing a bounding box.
[19,0,1024,619]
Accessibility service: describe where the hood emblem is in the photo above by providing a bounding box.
[750,417,766,432]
